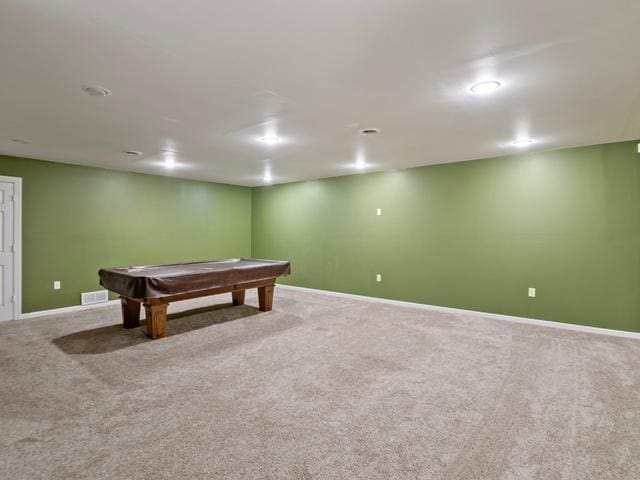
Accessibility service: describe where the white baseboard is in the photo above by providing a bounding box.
[19,299,120,320]
[277,284,640,340]
[17,284,640,341]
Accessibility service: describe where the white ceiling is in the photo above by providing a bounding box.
[1,1,640,186]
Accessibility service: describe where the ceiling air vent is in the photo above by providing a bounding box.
[81,290,109,305]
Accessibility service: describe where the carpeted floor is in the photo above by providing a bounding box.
[1,288,639,479]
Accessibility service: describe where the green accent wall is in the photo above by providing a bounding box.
[2,141,639,331]
[252,141,640,332]
[0,156,252,313]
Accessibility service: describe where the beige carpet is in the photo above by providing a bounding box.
[1,288,639,480]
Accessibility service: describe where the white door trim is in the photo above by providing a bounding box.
[0,175,22,320]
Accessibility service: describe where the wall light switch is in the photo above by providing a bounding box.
[376,208,382,216]
[528,287,536,298]
[53,281,61,290]
[376,274,382,282]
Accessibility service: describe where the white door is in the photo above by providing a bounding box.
[0,181,15,320]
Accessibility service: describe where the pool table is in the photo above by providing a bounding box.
[99,258,291,339]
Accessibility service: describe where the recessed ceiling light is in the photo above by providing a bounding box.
[81,85,112,97]
[163,151,176,168]
[122,150,143,156]
[262,164,273,183]
[512,138,534,147]
[10,138,32,144]
[470,81,501,94]
[359,128,380,136]
[260,136,281,145]
[354,155,367,170]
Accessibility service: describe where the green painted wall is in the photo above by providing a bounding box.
[3,141,639,331]
[252,141,640,332]
[0,156,252,313]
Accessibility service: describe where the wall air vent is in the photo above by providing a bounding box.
[81,290,109,306]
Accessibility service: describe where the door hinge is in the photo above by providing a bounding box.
[10,295,15,303]
[11,194,16,202]
[10,245,14,253]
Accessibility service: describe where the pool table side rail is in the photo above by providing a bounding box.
[99,258,290,300]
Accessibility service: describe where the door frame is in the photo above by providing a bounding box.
[0,175,22,320]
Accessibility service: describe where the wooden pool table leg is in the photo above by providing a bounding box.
[232,289,245,306]
[258,284,274,312]
[144,302,168,339]
[120,297,141,329]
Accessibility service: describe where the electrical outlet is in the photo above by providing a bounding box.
[376,274,382,282]
[376,208,382,216]
[53,281,61,290]
[528,287,536,298]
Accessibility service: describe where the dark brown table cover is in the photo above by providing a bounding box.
[99,258,291,300]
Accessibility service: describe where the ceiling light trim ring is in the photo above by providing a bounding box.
[470,81,501,94]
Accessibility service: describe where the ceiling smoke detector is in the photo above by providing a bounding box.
[359,128,380,136]
[122,150,143,156]
[81,85,112,97]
